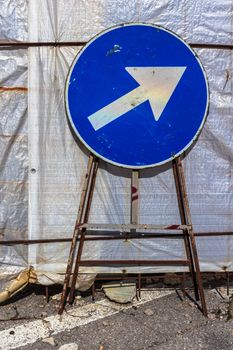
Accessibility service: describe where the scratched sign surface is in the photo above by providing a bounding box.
[66,23,209,169]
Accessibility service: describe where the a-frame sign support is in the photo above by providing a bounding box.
[59,154,207,317]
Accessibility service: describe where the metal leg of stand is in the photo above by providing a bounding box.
[45,286,49,303]
[58,154,96,314]
[68,157,99,304]
[173,157,207,317]
[188,227,208,316]
[172,158,200,301]
[138,273,141,299]
[92,280,96,301]
[178,158,207,316]
[131,170,140,297]
[68,230,86,303]
[226,271,230,296]
[131,170,139,227]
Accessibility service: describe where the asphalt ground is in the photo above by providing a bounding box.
[0,282,233,350]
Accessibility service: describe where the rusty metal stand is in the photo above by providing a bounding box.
[59,154,207,317]
[172,157,207,316]
[58,154,99,313]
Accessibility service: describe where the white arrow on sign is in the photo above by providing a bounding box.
[88,66,187,131]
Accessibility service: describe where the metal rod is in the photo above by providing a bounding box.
[78,260,189,266]
[84,231,184,238]
[138,273,141,298]
[68,230,86,304]
[226,271,230,296]
[92,281,95,301]
[0,231,232,245]
[177,158,192,224]
[130,170,139,227]
[68,157,99,304]
[130,170,140,297]
[0,41,86,47]
[172,157,200,301]
[91,272,232,281]
[45,286,49,303]
[191,43,233,50]
[175,157,208,317]
[58,154,95,314]
[195,232,233,237]
[0,87,28,92]
[78,223,189,230]
[0,41,232,50]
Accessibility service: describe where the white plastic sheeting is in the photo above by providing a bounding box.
[0,0,233,283]
[0,0,28,290]
[0,45,28,269]
[28,0,233,44]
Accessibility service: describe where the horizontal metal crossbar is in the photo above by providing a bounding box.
[79,259,189,266]
[84,230,184,238]
[0,231,232,246]
[77,223,190,231]
[0,41,232,51]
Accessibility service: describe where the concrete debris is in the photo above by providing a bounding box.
[208,313,216,320]
[74,298,85,306]
[42,337,55,346]
[216,307,225,315]
[40,311,48,318]
[58,343,78,350]
[187,302,197,308]
[143,308,154,316]
[102,282,136,304]
[42,319,51,329]
[51,293,62,301]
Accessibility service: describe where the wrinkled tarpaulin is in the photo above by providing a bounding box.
[0,0,233,289]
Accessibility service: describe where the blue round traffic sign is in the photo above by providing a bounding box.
[66,23,209,169]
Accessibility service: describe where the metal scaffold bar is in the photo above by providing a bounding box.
[0,41,233,50]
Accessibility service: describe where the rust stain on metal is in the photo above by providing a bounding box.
[131,185,138,201]
[165,224,180,230]
[0,87,28,93]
